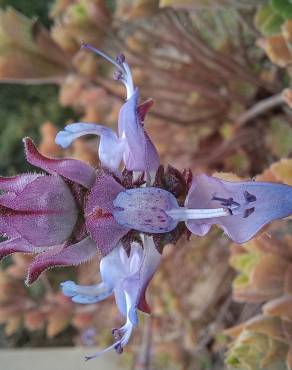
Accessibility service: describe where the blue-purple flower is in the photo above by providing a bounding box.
[62,236,160,358]
[1,44,292,359]
[55,44,159,175]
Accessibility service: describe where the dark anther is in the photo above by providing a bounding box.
[116,54,125,64]
[212,196,240,207]
[113,70,123,81]
[243,207,255,218]
[244,191,257,203]
[227,208,233,215]
[114,343,123,354]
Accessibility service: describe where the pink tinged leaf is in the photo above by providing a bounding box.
[85,172,130,256]
[0,175,78,246]
[113,187,178,233]
[0,237,48,261]
[186,174,292,244]
[26,236,97,285]
[23,137,96,189]
[0,174,42,193]
[55,123,125,171]
[118,89,159,172]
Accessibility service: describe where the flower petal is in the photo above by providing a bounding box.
[123,236,161,324]
[61,281,112,304]
[24,137,96,189]
[113,187,178,233]
[118,89,159,172]
[186,174,292,243]
[26,236,97,285]
[56,123,125,170]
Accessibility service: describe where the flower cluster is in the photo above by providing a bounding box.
[1,44,292,359]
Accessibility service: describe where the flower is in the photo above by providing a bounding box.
[111,173,292,244]
[55,44,159,175]
[62,236,161,358]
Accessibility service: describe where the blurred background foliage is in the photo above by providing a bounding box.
[1,0,292,370]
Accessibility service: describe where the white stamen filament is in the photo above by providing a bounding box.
[81,43,135,100]
[122,62,135,99]
[166,207,229,221]
[81,43,123,71]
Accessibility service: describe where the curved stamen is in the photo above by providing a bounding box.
[166,207,229,221]
[81,42,124,71]
[81,42,135,99]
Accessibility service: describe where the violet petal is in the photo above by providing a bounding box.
[186,174,292,243]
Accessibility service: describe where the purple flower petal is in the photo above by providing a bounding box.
[186,174,292,243]
[113,187,178,233]
[118,89,159,172]
[85,171,130,256]
[24,137,96,189]
[55,123,125,170]
[0,175,78,246]
[26,236,97,285]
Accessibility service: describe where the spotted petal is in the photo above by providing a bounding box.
[113,187,178,233]
[186,174,292,243]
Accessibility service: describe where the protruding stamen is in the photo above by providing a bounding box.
[166,207,229,221]
[81,42,123,71]
[244,191,257,203]
[212,195,240,207]
[116,54,126,65]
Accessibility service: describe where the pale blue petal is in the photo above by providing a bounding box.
[118,89,159,172]
[55,123,125,170]
[60,280,112,305]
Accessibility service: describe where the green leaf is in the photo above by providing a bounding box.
[255,3,284,35]
[271,0,292,20]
